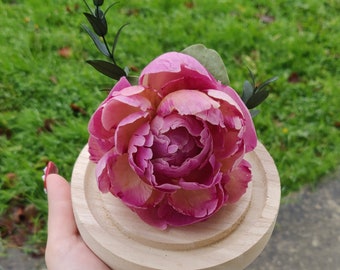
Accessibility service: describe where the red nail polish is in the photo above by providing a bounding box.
[42,161,58,193]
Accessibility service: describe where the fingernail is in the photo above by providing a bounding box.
[42,161,58,193]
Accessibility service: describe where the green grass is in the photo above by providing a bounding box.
[1,0,339,253]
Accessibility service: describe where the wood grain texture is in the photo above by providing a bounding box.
[71,141,280,270]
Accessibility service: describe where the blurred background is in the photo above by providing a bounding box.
[0,0,339,269]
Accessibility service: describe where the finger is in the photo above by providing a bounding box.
[46,174,78,241]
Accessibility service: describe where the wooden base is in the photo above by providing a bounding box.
[71,141,280,270]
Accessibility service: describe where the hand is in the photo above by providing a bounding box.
[45,173,111,270]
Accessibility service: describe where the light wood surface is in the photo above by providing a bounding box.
[71,141,280,270]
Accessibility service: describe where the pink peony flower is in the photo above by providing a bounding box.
[88,52,257,229]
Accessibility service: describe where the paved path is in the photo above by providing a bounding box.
[0,247,45,270]
[0,167,339,270]
[248,166,340,270]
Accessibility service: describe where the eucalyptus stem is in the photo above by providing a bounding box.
[102,35,115,64]
[83,0,92,14]
[82,0,128,80]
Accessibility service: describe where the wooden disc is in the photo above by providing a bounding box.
[71,141,280,270]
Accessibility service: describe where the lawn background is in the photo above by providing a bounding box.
[1,0,339,254]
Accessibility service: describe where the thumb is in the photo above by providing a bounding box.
[46,173,78,242]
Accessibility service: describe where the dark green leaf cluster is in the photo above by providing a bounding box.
[82,1,278,113]
[82,0,128,80]
[241,68,278,117]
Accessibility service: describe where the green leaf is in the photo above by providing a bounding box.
[247,67,256,87]
[243,71,278,110]
[246,89,269,109]
[124,66,129,75]
[250,109,260,118]
[257,76,279,92]
[83,0,93,14]
[104,2,120,16]
[82,24,110,57]
[182,44,230,85]
[86,60,127,80]
[127,76,139,85]
[241,80,254,104]
[84,12,107,36]
[94,8,108,33]
[112,23,129,61]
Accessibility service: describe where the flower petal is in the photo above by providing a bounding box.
[166,74,218,96]
[149,115,217,189]
[134,184,226,228]
[157,90,219,117]
[103,153,163,208]
[220,141,246,173]
[158,201,205,227]
[128,122,154,176]
[208,91,242,127]
[88,106,112,140]
[223,159,252,203]
[140,52,214,94]
[132,205,168,230]
[168,188,219,218]
[101,86,149,132]
[210,125,241,160]
[115,111,150,154]
[215,85,257,152]
[88,134,114,162]
[178,155,222,190]
[96,149,116,192]
[134,200,207,229]
[103,76,132,102]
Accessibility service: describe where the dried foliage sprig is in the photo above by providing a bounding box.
[82,0,278,116]
[82,0,129,80]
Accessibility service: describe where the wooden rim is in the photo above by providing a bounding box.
[71,141,280,270]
